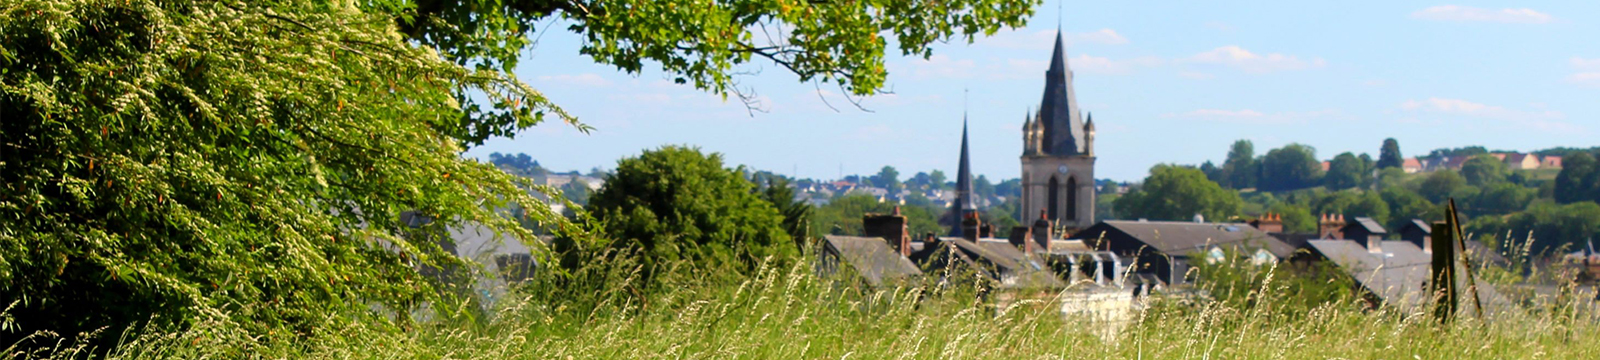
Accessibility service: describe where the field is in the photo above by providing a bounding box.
[10,261,1600,360]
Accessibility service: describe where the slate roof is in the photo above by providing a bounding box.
[1307,240,1514,315]
[1078,220,1297,259]
[917,238,1064,289]
[1350,217,1388,235]
[820,235,922,286]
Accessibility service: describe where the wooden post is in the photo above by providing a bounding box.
[1431,221,1457,323]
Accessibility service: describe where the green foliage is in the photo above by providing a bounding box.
[1554,152,1598,204]
[810,195,942,238]
[1267,203,1316,233]
[588,146,795,281]
[1115,165,1242,222]
[1259,143,1322,192]
[928,170,949,191]
[1,0,572,344]
[757,175,812,251]
[1190,250,1357,317]
[490,152,552,177]
[1419,170,1469,203]
[1323,152,1366,190]
[872,166,902,194]
[1470,183,1535,216]
[985,196,1022,230]
[1381,186,1438,228]
[1377,138,1403,169]
[1500,202,1600,254]
[1310,190,1390,227]
[1461,154,1508,186]
[1222,140,1259,189]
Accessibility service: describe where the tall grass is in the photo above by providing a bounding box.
[8,254,1600,359]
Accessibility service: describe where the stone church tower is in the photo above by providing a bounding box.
[1021,30,1096,230]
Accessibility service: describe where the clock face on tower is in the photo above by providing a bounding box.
[1058,165,1070,174]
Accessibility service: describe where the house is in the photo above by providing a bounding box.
[1542,156,1563,169]
[816,235,922,286]
[1075,220,1297,286]
[1402,158,1423,173]
[1504,153,1541,170]
[1396,219,1511,268]
[1341,216,1388,245]
[1305,238,1514,315]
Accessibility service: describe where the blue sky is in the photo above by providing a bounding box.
[467,1,1600,182]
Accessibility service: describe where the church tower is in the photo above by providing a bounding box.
[945,116,979,237]
[1021,30,1097,231]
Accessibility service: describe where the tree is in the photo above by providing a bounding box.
[1381,186,1437,229]
[1555,152,1598,204]
[1267,203,1316,233]
[1114,165,1243,222]
[1460,154,1508,186]
[1418,170,1469,203]
[907,172,932,191]
[560,179,595,206]
[1323,152,1366,190]
[995,178,1023,199]
[757,175,813,251]
[1311,190,1390,227]
[1471,183,1536,216]
[1222,140,1258,189]
[3,0,1043,343]
[1200,161,1225,184]
[873,166,902,194]
[1377,138,1404,169]
[1259,143,1322,192]
[810,195,942,238]
[3,0,587,344]
[928,170,949,191]
[590,146,795,279]
[1503,202,1600,254]
[974,175,996,205]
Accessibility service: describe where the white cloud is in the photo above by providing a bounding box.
[1183,46,1326,73]
[1571,57,1600,86]
[1411,5,1555,24]
[1574,57,1600,70]
[537,73,612,87]
[1399,97,1574,131]
[1164,109,1337,124]
[1567,72,1600,86]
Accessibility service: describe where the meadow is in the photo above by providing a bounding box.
[9,258,1600,360]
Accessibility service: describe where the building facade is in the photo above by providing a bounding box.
[1021,31,1097,230]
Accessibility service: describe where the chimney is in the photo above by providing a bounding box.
[1031,209,1053,252]
[1250,213,1284,234]
[1318,214,1346,239]
[1008,226,1034,253]
[863,206,911,256]
[961,211,981,242]
[1367,235,1383,254]
[979,223,994,239]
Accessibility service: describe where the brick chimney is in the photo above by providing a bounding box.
[1250,213,1284,233]
[1008,226,1034,252]
[979,223,994,239]
[863,206,910,256]
[1031,209,1053,252]
[1318,214,1346,239]
[961,211,981,242]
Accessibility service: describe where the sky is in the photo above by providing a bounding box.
[466,1,1600,182]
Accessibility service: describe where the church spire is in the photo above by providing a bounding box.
[948,116,977,236]
[1036,29,1085,156]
